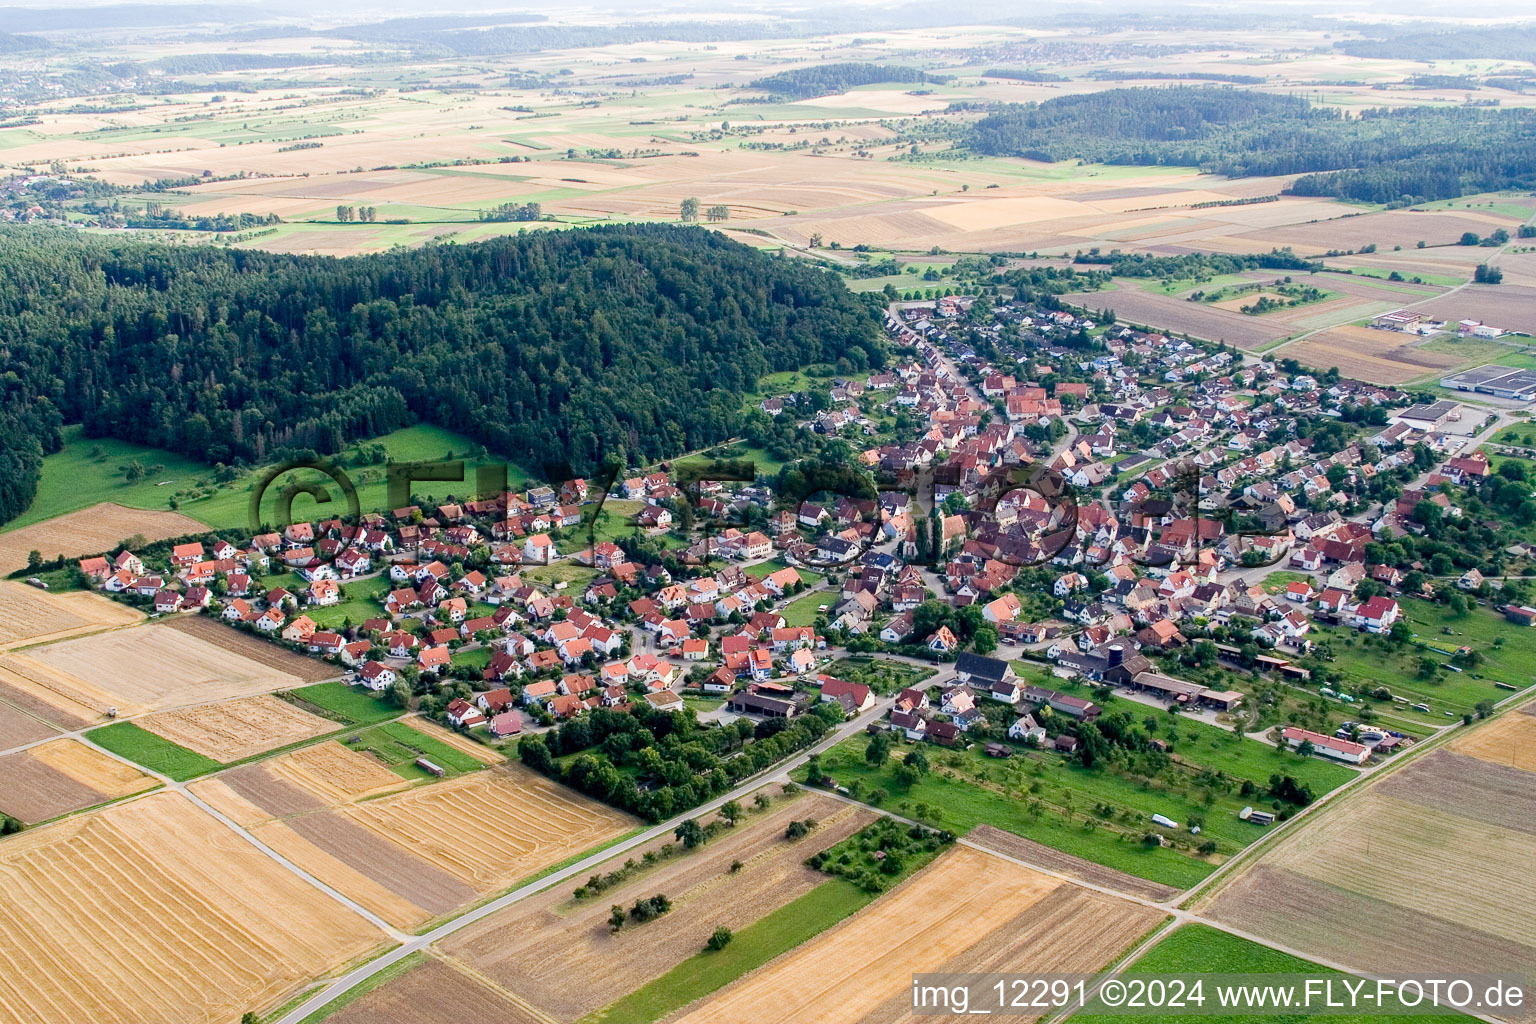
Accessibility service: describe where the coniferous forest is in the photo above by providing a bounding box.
[967,87,1536,204]
[0,224,885,525]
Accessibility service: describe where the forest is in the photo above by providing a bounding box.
[967,87,1536,203]
[0,224,884,525]
[749,62,943,99]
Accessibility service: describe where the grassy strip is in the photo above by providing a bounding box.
[1078,924,1466,1023]
[365,721,485,775]
[85,722,222,781]
[583,879,872,1024]
[294,951,428,1024]
[285,682,402,726]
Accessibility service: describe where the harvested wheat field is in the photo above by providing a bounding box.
[0,736,159,823]
[967,824,1181,902]
[324,956,547,1024]
[441,792,873,1021]
[0,580,142,649]
[10,620,317,718]
[163,614,338,682]
[0,792,383,1024]
[1277,324,1460,384]
[140,694,336,762]
[0,697,57,750]
[0,503,203,574]
[0,739,156,823]
[1451,711,1536,774]
[203,761,632,928]
[672,845,1163,1024]
[1206,760,1536,1022]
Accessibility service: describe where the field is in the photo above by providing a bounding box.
[195,756,634,929]
[1079,924,1465,1024]
[0,791,383,1024]
[163,614,339,682]
[434,791,874,1021]
[1205,712,1536,1020]
[6,619,325,719]
[780,589,829,627]
[1276,324,1463,384]
[1449,709,1536,773]
[86,721,224,781]
[4,423,532,535]
[0,502,205,574]
[0,738,157,823]
[814,717,1354,891]
[1310,598,1536,717]
[138,694,338,762]
[0,580,143,649]
[672,844,1165,1024]
[283,681,405,726]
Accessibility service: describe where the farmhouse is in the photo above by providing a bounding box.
[1282,726,1368,765]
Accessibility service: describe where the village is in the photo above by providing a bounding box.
[49,283,1536,847]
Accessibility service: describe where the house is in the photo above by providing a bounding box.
[1285,580,1316,603]
[308,578,340,607]
[153,589,183,614]
[880,611,914,643]
[1458,568,1485,591]
[788,647,817,675]
[1008,714,1046,744]
[281,615,317,642]
[646,690,685,713]
[522,533,556,564]
[818,675,873,711]
[522,679,558,706]
[890,710,926,741]
[1353,595,1400,634]
[488,710,522,738]
[1282,726,1368,764]
[982,593,1022,623]
[357,661,396,692]
[417,646,451,674]
[446,698,485,728]
[926,626,959,653]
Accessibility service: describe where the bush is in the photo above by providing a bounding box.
[705,925,733,952]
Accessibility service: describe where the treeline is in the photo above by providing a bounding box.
[0,224,884,525]
[982,69,1066,83]
[749,63,944,99]
[968,87,1536,203]
[1337,25,1536,65]
[143,53,340,75]
[478,202,542,222]
[1072,248,1320,277]
[1086,70,1267,85]
[517,704,842,821]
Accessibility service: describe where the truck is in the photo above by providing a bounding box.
[1151,813,1179,829]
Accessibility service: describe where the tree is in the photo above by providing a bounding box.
[609,904,627,932]
[26,549,42,571]
[865,731,892,766]
[1460,231,1481,246]
[1417,656,1438,680]
[972,625,998,654]
[242,1015,259,1024]
[675,818,705,849]
[680,197,700,222]
[902,749,929,774]
[386,677,412,709]
[337,205,353,223]
[706,204,730,222]
[1474,263,1504,285]
[719,799,742,827]
[785,819,810,839]
[705,925,733,951]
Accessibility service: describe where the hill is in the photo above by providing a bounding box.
[0,224,884,526]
